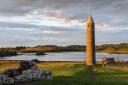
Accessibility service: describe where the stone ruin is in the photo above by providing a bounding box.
[0,59,53,85]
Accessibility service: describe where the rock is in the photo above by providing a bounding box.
[0,74,3,85]
[0,74,15,85]
[0,59,53,84]
[14,69,53,82]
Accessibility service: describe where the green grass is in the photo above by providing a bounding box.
[33,62,128,85]
[1,61,128,85]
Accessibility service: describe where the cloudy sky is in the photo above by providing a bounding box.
[0,0,128,47]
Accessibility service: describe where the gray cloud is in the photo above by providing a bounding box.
[0,0,127,17]
[0,21,38,28]
[0,0,127,24]
[0,0,128,47]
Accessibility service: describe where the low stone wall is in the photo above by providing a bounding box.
[0,60,53,85]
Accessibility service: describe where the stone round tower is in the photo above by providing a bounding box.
[86,16,96,65]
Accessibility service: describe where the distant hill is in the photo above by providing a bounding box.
[0,43,128,55]
[0,48,17,57]
[21,43,128,54]
[96,43,128,54]
[22,45,85,53]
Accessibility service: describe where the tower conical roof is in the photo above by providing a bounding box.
[87,15,94,23]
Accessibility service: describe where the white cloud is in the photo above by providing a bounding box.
[95,22,128,31]
[29,37,66,43]
[42,30,61,34]
[25,8,86,27]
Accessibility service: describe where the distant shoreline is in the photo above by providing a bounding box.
[0,60,86,64]
[105,51,128,54]
[0,43,128,57]
[0,52,17,57]
[0,60,103,64]
[0,50,128,58]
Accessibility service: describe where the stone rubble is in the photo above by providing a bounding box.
[0,59,53,85]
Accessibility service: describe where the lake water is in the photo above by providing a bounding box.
[0,52,128,61]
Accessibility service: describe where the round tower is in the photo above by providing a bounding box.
[86,16,96,65]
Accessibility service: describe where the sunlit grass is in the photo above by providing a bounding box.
[0,61,19,72]
[1,61,128,85]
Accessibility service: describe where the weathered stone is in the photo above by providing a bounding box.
[86,16,96,65]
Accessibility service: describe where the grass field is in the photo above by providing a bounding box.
[1,61,128,85]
